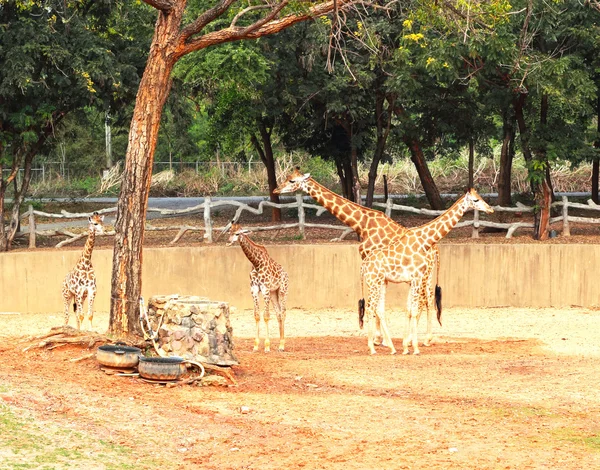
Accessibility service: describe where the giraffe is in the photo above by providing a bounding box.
[274,168,441,348]
[227,223,289,352]
[62,212,104,330]
[359,188,494,355]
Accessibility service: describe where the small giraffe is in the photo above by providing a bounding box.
[62,212,104,330]
[359,188,494,355]
[274,168,441,348]
[227,223,289,352]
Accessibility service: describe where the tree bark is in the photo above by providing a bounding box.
[365,89,392,208]
[514,91,550,239]
[467,138,474,189]
[109,8,182,338]
[393,103,443,209]
[497,106,515,207]
[593,92,600,204]
[251,118,281,221]
[404,137,444,210]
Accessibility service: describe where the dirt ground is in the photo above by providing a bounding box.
[1,306,600,469]
[4,201,600,468]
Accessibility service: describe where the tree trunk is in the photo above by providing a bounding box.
[514,91,550,239]
[593,93,600,204]
[497,107,515,207]
[366,90,392,208]
[468,138,474,189]
[404,138,444,210]
[5,152,34,250]
[593,159,599,204]
[109,8,182,338]
[251,119,281,222]
[393,103,443,209]
[351,144,361,204]
[534,180,551,240]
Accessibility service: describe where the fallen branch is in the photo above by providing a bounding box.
[69,353,95,363]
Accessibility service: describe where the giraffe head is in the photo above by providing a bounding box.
[88,212,104,235]
[273,167,310,194]
[464,188,494,214]
[226,223,250,246]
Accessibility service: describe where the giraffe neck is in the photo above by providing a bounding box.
[303,179,375,237]
[77,230,96,266]
[409,194,469,251]
[238,234,267,267]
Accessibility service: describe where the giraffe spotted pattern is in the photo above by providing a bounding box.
[62,212,104,330]
[360,188,494,355]
[227,223,289,352]
[275,168,441,350]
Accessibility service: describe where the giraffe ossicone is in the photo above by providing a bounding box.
[62,212,104,330]
[228,223,289,353]
[360,188,494,356]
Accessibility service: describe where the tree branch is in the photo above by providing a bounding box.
[179,0,238,42]
[178,0,355,57]
[142,0,174,12]
[230,5,273,28]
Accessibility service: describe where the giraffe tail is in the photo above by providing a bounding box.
[358,298,365,329]
[435,285,442,326]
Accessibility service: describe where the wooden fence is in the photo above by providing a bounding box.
[20,194,600,248]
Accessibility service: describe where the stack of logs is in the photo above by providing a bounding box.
[146,295,238,366]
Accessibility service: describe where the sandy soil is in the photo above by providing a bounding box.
[1,306,600,469]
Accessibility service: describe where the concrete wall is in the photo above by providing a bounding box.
[2,243,599,314]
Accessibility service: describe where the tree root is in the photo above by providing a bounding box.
[21,326,140,352]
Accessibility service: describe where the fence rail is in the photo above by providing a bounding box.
[19,195,600,248]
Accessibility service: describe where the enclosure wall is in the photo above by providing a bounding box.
[2,244,599,314]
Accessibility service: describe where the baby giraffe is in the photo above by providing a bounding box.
[62,212,104,330]
[227,223,289,352]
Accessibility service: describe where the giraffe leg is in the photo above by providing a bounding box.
[423,250,437,347]
[75,292,85,330]
[271,290,286,352]
[365,279,383,355]
[375,285,387,347]
[62,286,73,327]
[403,285,420,355]
[262,287,271,353]
[374,286,396,354]
[409,280,422,355]
[274,272,288,351]
[250,284,261,352]
[86,286,96,330]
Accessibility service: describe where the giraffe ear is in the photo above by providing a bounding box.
[99,215,105,222]
[303,173,310,179]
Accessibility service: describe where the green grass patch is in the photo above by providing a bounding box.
[0,402,156,469]
[553,428,600,452]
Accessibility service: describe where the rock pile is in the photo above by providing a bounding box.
[146,295,238,366]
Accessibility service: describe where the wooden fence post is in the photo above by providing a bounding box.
[385,197,393,217]
[297,193,305,239]
[562,195,570,237]
[28,205,36,249]
[472,209,480,238]
[204,196,213,243]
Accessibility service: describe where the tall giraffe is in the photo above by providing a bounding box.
[274,168,441,347]
[62,212,104,330]
[360,188,494,355]
[227,223,289,352]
